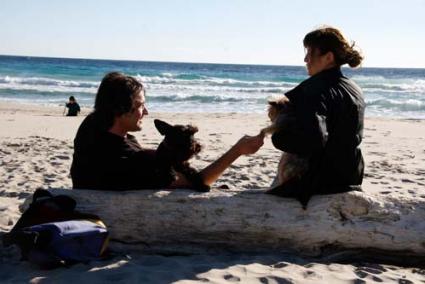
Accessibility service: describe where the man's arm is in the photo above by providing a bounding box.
[169,133,264,188]
[200,133,264,186]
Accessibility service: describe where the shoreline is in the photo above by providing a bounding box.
[2,100,425,121]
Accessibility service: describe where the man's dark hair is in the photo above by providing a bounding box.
[93,72,144,130]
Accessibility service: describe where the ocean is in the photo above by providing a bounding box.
[1,55,424,118]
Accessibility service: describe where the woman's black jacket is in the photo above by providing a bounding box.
[268,67,365,208]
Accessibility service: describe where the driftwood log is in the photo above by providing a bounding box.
[23,189,425,257]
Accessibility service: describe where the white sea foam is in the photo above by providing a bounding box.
[1,72,425,117]
[136,74,297,88]
[366,98,425,111]
[0,83,96,94]
[0,75,98,88]
[0,76,98,94]
[148,84,288,94]
[353,76,425,93]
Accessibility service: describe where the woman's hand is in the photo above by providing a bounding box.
[234,132,265,155]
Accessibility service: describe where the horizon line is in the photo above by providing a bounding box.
[0,53,424,70]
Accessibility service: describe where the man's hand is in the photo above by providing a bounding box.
[234,132,265,155]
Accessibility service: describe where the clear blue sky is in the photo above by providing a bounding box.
[1,0,424,68]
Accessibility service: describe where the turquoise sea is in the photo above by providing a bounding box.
[1,55,424,118]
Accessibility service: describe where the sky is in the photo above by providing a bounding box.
[0,0,424,68]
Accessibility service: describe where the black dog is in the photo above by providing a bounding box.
[154,119,210,192]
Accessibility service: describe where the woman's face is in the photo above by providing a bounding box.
[304,47,334,76]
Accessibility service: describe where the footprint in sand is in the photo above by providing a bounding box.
[237,174,250,181]
[5,192,19,198]
[44,178,55,183]
[354,268,368,277]
[412,268,425,276]
[18,192,30,199]
[223,274,240,282]
[272,262,289,269]
[54,155,70,160]
[0,149,12,155]
[398,279,414,284]
[353,264,389,282]
[369,151,386,156]
[261,277,292,284]
[218,184,230,189]
[360,265,386,274]
[6,143,21,147]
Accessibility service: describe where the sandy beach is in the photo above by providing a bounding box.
[1,101,424,283]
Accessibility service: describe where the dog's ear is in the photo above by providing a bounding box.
[154,119,174,136]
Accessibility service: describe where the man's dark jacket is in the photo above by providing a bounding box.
[71,113,172,190]
[268,67,365,208]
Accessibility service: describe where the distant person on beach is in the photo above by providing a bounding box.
[70,72,264,190]
[267,26,365,208]
[64,96,81,116]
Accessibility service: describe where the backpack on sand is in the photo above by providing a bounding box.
[2,189,109,269]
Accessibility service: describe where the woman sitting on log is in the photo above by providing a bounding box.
[267,26,366,208]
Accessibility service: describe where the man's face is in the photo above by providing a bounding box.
[119,90,149,132]
[304,47,333,76]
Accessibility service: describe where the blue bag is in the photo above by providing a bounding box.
[27,220,109,263]
[2,189,109,269]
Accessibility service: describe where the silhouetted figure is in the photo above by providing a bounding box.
[64,96,81,116]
